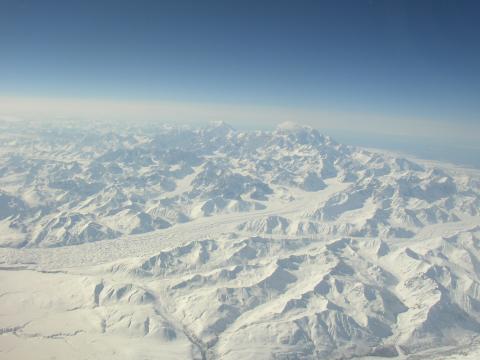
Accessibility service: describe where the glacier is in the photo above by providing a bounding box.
[0,120,480,359]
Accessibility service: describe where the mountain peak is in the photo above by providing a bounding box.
[202,121,235,137]
[276,121,311,132]
[274,121,328,146]
[207,121,235,131]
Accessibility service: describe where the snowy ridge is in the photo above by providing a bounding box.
[0,121,478,248]
[0,120,480,359]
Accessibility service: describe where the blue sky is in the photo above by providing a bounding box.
[1,0,479,165]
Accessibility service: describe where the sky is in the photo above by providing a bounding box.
[0,0,479,166]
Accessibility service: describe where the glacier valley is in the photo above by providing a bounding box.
[1,120,480,359]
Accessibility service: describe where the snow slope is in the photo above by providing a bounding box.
[1,120,480,359]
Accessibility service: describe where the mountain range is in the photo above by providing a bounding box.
[1,120,480,359]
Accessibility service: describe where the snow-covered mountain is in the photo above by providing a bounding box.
[1,120,480,359]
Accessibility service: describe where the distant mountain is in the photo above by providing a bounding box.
[0,122,477,248]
